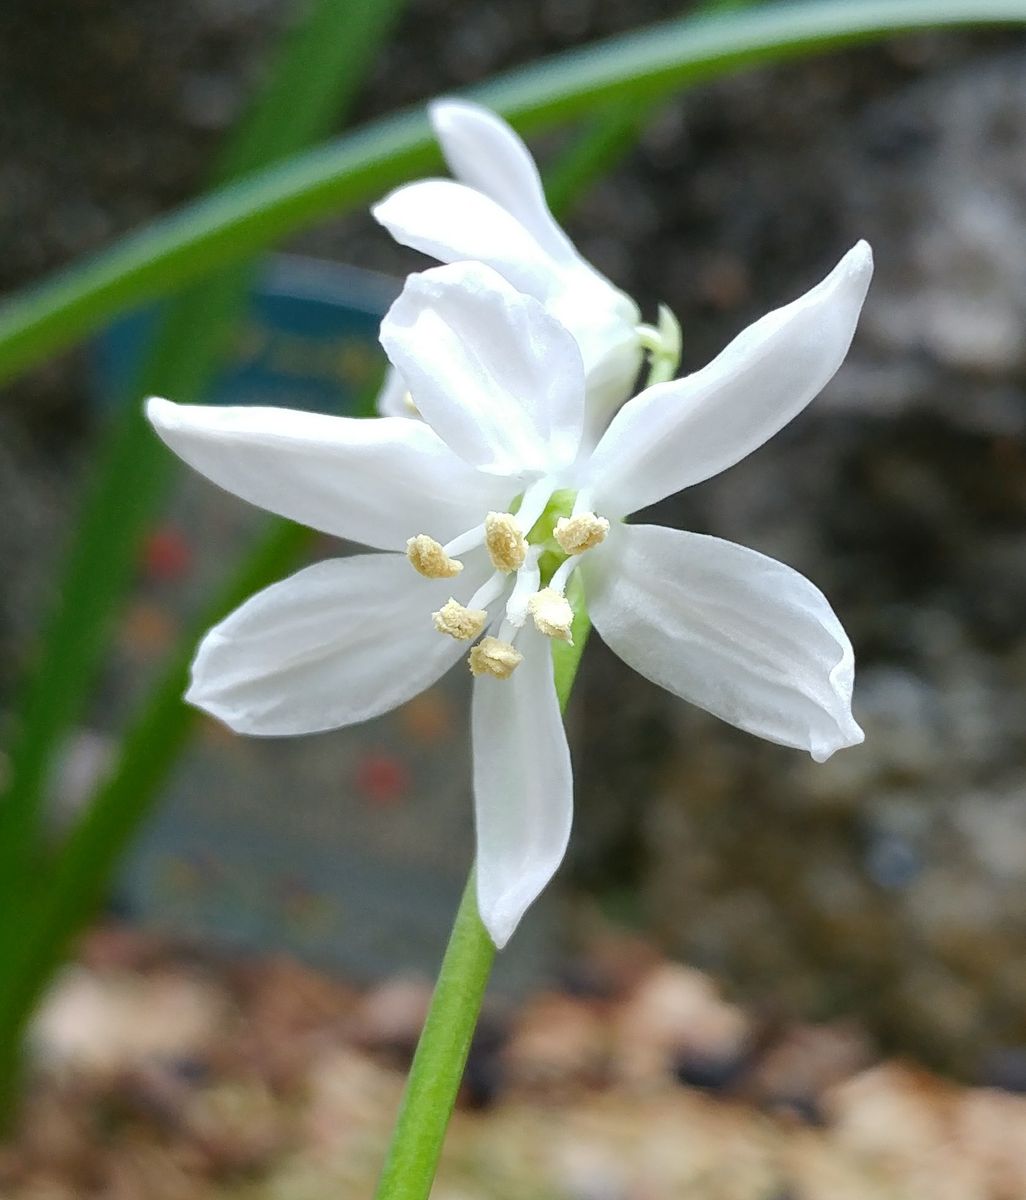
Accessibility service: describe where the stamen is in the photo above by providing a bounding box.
[485,512,528,573]
[407,534,463,578]
[432,598,488,641]
[554,511,610,556]
[497,618,519,644]
[528,587,574,644]
[504,548,542,628]
[468,571,508,613]
[550,554,580,595]
[468,636,523,680]
[571,490,594,517]
[443,523,486,558]
[514,478,555,537]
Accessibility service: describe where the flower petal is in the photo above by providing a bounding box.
[584,242,874,517]
[188,552,489,735]
[584,524,864,762]
[429,99,578,265]
[375,184,639,428]
[374,106,642,417]
[372,178,557,301]
[147,397,510,550]
[472,626,573,948]
[380,261,585,475]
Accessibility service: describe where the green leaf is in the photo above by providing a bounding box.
[0,0,408,980]
[0,515,315,1051]
[1,0,1024,384]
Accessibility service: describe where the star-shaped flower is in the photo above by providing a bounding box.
[147,241,872,948]
[373,99,645,425]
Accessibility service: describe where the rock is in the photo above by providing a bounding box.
[31,966,225,1075]
[612,963,749,1086]
[504,992,609,1093]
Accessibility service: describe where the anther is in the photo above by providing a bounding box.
[468,636,523,679]
[432,598,488,641]
[528,588,574,644]
[406,534,463,579]
[484,512,528,573]
[554,512,609,556]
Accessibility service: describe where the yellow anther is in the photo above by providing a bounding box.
[527,588,574,644]
[406,534,463,579]
[432,598,488,641]
[484,511,528,573]
[468,636,523,679]
[554,512,609,556]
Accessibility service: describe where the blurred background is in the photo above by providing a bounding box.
[2,0,1026,1196]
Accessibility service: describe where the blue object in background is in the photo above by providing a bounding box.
[94,255,399,413]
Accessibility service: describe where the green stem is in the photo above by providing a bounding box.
[373,870,495,1200]
[374,593,590,1199]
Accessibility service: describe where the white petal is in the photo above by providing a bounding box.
[375,365,416,419]
[547,279,643,436]
[429,99,577,265]
[472,627,573,948]
[585,242,874,517]
[146,397,510,550]
[373,118,641,411]
[188,552,489,735]
[372,179,557,301]
[373,177,639,400]
[380,261,586,475]
[584,524,864,762]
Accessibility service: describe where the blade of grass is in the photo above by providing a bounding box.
[1,0,1024,384]
[541,99,652,218]
[544,0,765,211]
[0,0,408,944]
[544,0,763,217]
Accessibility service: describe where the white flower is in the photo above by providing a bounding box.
[373,99,645,427]
[146,241,872,949]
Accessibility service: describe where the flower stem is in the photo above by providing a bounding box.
[373,869,495,1200]
[374,578,590,1198]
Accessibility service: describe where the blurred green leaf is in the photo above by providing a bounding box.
[0,0,407,998]
[541,99,651,218]
[1,0,1024,383]
[0,512,316,1059]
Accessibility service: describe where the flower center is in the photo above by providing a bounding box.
[406,483,609,677]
